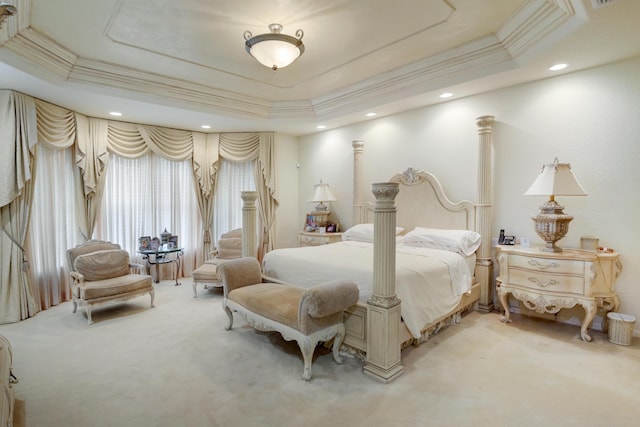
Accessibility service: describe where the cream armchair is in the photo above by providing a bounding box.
[192,228,242,297]
[67,240,154,324]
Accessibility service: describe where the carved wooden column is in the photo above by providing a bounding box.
[352,140,365,226]
[363,182,404,383]
[475,115,495,312]
[241,191,258,258]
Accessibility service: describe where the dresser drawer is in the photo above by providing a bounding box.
[509,254,586,276]
[509,267,585,294]
[298,232,343,247]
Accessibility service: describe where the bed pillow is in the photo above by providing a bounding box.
[401,227,481,256]
[341,223,404,243]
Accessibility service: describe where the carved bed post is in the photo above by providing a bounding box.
[241,191,258,258]
[352,140,365,226]
[363,182,404,383]
[475,115,495,312]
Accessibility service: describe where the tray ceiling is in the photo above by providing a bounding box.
[0,0,638,135]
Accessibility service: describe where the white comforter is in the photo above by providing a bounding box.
[262,241,474,339]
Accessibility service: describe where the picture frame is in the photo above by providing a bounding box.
[149,237,161,251]
[326,223,337,233]
[304,213,316,232]
[168,235,179,249]
[138,236,151,251]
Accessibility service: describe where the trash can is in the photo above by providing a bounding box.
[607,312,635,346]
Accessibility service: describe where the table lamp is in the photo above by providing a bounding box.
[309,180,337,227]
[524,158,587,252]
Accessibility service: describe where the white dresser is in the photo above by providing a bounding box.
[298,231,343,247]
[1,335,17,427]
[496,245,622,342]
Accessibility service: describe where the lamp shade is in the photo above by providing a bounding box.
[524,158,587,197]
[310,181,337,203]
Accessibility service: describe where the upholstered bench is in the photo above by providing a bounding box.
[218,257,359,381]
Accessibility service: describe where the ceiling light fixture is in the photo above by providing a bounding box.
[0,3,17,29]
[440,92,453,98]
[201,125,211,129]
[244,23,304,71]
[109,112,122,117]
[316,125,326,129]
[365,112,377,117]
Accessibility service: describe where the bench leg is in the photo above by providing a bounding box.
[332,324,346,364]
[193,281,198,298]
[223,302,234,330]
[298,337,316,381]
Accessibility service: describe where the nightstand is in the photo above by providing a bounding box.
[298,231,343,247]
[496,245,622,342]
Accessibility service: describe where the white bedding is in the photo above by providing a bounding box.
[262,241,474,339]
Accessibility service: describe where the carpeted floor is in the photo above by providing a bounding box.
[1,278,638,427]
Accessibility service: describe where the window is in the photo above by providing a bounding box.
[29,144,83,308]
[95,153,201,275]
[213,159,255,243]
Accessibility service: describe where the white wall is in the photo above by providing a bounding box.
[273,133,300,249]
[295,55,640,335]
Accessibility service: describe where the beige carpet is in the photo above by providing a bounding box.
[1,278,638,427]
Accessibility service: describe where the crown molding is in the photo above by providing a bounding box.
[498,0,577,58]
[0,0,581,122]
[3,27,76,79]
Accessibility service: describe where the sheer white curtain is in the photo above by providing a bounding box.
[29,144,84,309]
[213,159,255,244]
[95,153,201,277]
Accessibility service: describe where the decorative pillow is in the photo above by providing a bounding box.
[341,223,404,243]
[74,249,131,281]
[401,227,482,256]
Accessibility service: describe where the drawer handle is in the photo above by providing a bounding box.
[528,277,558,287]
[528,260,559,270]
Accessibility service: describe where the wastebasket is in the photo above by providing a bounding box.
[607,312,635,346]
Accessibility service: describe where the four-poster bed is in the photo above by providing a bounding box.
[245,115,496,382]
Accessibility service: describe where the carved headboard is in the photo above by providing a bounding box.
[363,167,475,232]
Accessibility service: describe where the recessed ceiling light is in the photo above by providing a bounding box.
[201,125,211,129]
[549,63,568,71]
[440,92,453,98]
[109,112,122,116]
[316,125,326,129]
[365,112,376,117]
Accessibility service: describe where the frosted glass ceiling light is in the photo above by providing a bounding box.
[244,23,304,71]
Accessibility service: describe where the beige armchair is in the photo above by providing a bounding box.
[67,240,154,324]
[192,228,242,297]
